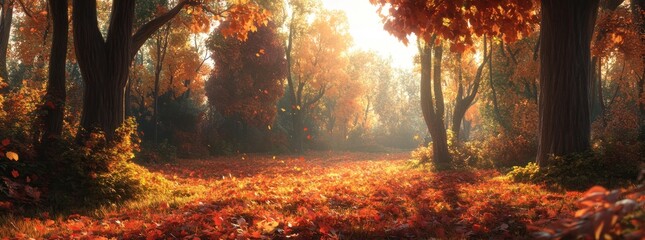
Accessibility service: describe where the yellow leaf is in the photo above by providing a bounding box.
[6,151,18,161]
[595,221,604,239]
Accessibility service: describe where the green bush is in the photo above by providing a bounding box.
[409,132,491,171]
[506,162,541,183]
[47,118,163,208]
[507,146,642,190]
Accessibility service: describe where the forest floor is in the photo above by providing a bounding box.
[1,151,583,239]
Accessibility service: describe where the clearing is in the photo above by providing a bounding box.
[3,152,580,239]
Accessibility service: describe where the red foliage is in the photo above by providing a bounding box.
[3,152,592,239]
[369,0,539,49]
[206,22,287,127]
[534,184,644,239]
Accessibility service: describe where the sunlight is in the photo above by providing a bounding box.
[321,0,417,69]
[1,0,643,239]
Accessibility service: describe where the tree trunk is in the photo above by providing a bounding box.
[537,0,599,165]
[153,24,170,145]
[0,0,13,82]
[452,38,489,141]
[632,0,645,141]
[41,0,68,143]
[488,40,508,131]
[285,18,304,153]
[419,39,451,169]
[73,0,188,141]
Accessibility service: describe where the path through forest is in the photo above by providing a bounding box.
[6,152,581,239]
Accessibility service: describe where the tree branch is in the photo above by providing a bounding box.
[131,0,196,59]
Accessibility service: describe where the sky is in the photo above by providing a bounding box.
[321,0,417,70]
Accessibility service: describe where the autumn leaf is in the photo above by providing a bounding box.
[6,151,19,161]
[11,169,19,178]
[1,139,9,146]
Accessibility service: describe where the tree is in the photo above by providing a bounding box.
[418,39,451,167]
[152,23,171,144]
[632,0,645,141]
[207,21,287,128]
[71,0,268,141]
[284,8,351,152]
[451,37,491,141]
[536,0,599,165]
[40,0,68,143]
[370,0,537,167]
[0,0,33,85]
[0,0,14,82]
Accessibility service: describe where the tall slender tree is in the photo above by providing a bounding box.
[452,37,491,141]
[41,0,68,144]
[419,39,451,167]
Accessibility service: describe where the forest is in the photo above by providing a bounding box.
[0,0,643,239]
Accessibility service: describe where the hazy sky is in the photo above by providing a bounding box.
[321,0,417,70]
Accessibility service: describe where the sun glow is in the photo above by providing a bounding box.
[321,0,417,70]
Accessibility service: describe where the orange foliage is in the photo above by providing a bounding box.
[370,0,539,50]
[2,152,588,239]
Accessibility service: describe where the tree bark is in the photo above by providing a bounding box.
[419,39,451,169]
[631,0,645,141]
[0,0,13,82]
[537,0,599,165]
[41,0,68,142]
[73,0,188,141]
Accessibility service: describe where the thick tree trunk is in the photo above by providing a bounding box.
[419,40,451,169]
[537,0,599,165]
[0,0,13,82]
[41,0,68,142]
[632,0,645,141]
[73,0,187,141]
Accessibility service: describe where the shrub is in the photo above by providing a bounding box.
[480,133,536,169]
[409,143,434,169]
[506,162,541,183]
[507,147,642,190]
[409,133,490,171]
[47,118,165,208]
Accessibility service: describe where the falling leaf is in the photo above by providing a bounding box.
[1,139,9,146]
[11,169,19,178]
[6,151,18,161]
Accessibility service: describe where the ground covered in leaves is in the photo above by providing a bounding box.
[1,152,583,239]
